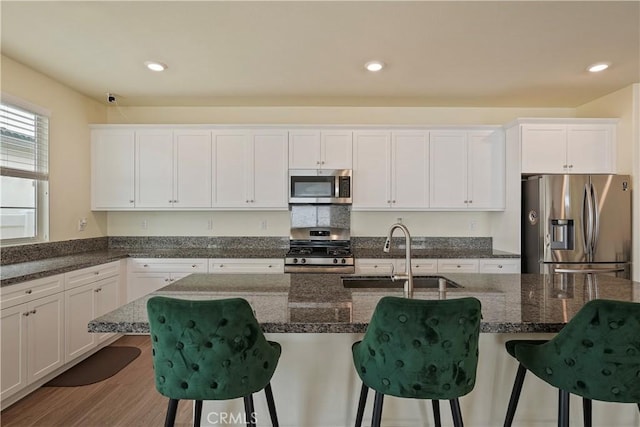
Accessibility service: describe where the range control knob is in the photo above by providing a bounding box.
[333,258,338,264]
[293,258,298,264]
[301,258,306,264]
[341,258,347,264]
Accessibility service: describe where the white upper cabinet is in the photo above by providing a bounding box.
[214,129,288,209]
[173,130,212,208]
[430,129,505,210]
[289,130,352,169]
[91,129,135,210]
[135,130,174,208]
[391,132,429,209]
[517,119,617,174]
[353,131,392,209]
[353,131,429,210]
[135,129,212,209]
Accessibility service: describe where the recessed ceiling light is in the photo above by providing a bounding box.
[365,61,385,72]
[587,62,610,73]
[145,61,168,72]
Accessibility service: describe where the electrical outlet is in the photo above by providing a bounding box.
[77,218,87,231]
[207,218,214,230]
[260,220,268,230]
[141,219,148,230]
[469,219,477,231]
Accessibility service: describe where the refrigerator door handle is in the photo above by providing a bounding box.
[590,182,600,257]
[554,267,625,274]
[582,184,594,257]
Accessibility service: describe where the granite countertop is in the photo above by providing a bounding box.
[89,272,640,334]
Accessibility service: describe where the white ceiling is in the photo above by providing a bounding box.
[2,1,639,108]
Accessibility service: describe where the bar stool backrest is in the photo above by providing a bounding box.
[147,296,281,401]
[514,299,640,403]
[352,296,481,400]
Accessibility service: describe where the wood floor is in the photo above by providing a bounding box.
[1,335,194,427]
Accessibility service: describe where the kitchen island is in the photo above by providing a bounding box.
[90,272,640,427]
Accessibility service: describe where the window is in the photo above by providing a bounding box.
[0,99,49,244]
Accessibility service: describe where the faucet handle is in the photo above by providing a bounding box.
[389,262,395,280]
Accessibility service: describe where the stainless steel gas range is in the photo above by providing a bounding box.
[284,227,355,274]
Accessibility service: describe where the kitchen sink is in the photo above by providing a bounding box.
[341,275,461,289]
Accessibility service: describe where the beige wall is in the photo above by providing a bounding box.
[576,84,639,280]
[1,55,108,242]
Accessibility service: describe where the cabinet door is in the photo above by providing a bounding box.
[353,132,391,209]
[430,132,467,208]
[468,131,505,209]
[135,130,174,208]
[289,130,321,168]
[127,273,170,302]
[95,276,120,344]
[392,132,429,209]
[174,130,212,208]
[28,293,64,382]
[91,129,135,209]
[213,131,249,207]
[1,304,27,400]
[65,284,96,362]
[520,124,567,174]
[567,125,615,174]
[251,131,288,208]
[322,131,353,169]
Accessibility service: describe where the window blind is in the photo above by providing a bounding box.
[0,103,49,181]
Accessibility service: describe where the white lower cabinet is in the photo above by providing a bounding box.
[437,259,480,273]
[127,258,207,302]
[1,281,64,402]
[65,275,119,362]
[209,258,284,274]
[355,257,519,275]
[479,258,521,273]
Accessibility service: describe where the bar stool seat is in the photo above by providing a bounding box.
[147,296,281,427]
[503,299,640,427]
[352,296,481,427]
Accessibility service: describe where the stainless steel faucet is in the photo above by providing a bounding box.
[383,223,414,298]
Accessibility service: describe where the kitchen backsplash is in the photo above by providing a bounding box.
[2,235,493,265]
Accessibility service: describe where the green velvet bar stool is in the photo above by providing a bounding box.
[352,296,482,427]
[147,296,281,427]
[503,299,640,427]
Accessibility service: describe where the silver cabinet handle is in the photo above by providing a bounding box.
[468,200,473,203]
[30,309,36,314]
[192,264,197,268]
[164,278,170,282]
[25,289,32,295]
[498,265,503,269]
[23,312,30,317]
[387,200,391,204]
[143,264,149,267]
[316,161,321,165]
[569,165,573,169]
[94,288,102,293]
[464,200,468,203]
[554,267,625,274]
[94,271,100,275]
[563,164,568,168]
[129,200,134,203]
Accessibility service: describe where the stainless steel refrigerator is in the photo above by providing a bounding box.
[522,174,632,279]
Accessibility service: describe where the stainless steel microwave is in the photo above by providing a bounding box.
[289,169,352,204]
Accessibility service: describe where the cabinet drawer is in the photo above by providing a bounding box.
[208,259,284,274]
[397,259,438,274]
[437,259,479,273]
[1,274,64,310]
[64,261,121,290]
[129,258,207,273]
[354,259,395,276]
[478,259,521,274]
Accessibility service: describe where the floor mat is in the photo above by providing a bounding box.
[44,346,141,387]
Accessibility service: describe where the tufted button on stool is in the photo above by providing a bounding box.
[352,296,482,427]
[503,299,640,427]
[147,296,281,427]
